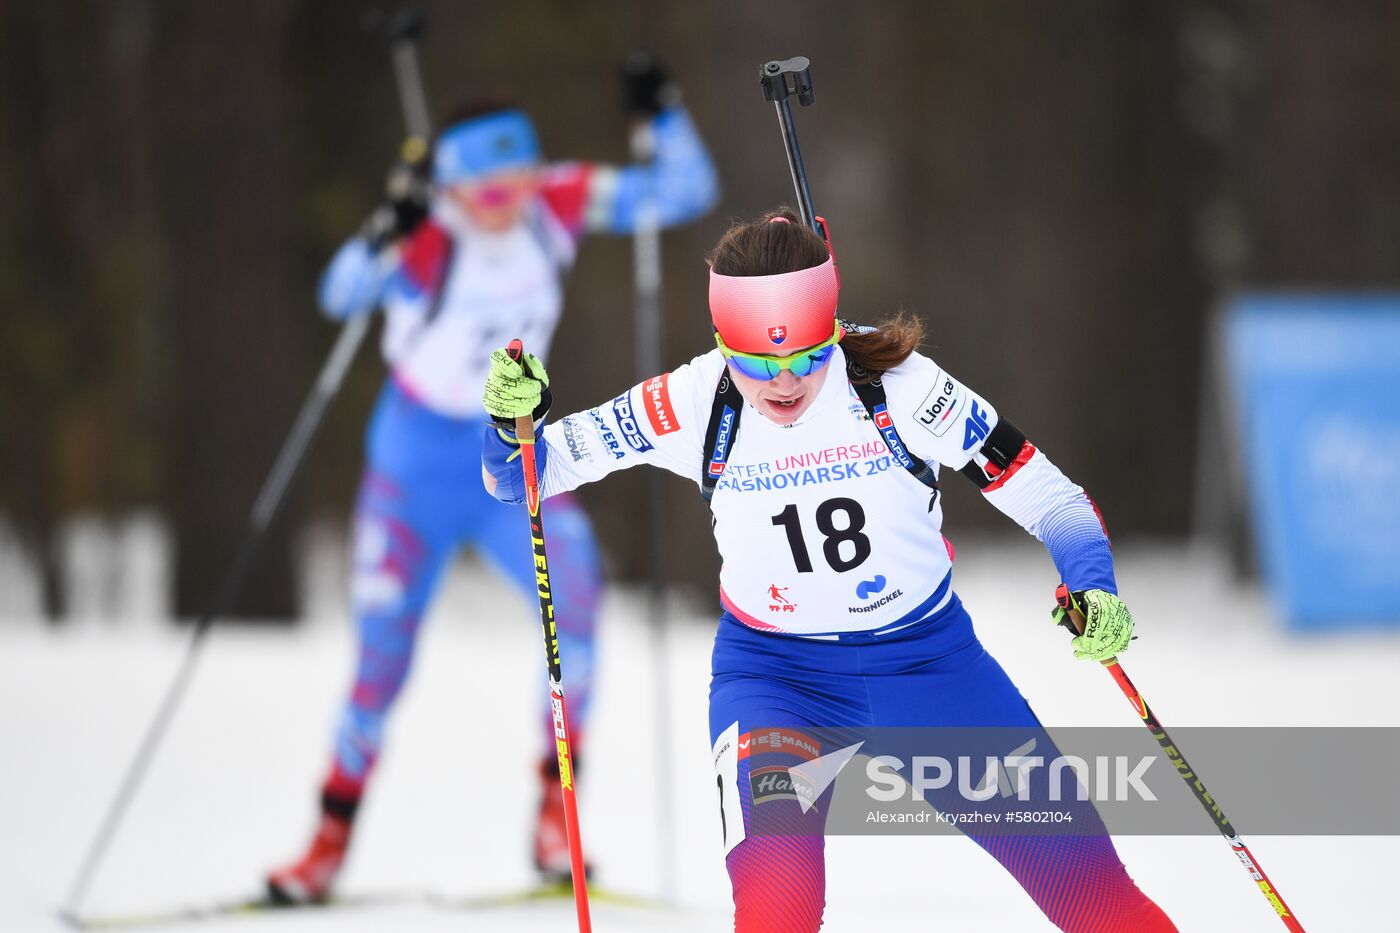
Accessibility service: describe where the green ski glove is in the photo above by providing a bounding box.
[482,347,552,428]
[1051,587,1134,661]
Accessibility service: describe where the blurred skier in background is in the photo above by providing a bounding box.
[266,55,717,903]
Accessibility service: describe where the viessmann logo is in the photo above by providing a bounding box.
[643,373,680,436]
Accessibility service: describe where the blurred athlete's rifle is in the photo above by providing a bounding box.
[759,56,826,240]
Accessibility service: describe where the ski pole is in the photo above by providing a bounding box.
[59,14,434,924]
[621,49,677,903]
[507,339,592,933]
[1056,589,1306,932]
[59,312,370,925]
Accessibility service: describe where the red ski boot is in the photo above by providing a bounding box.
[534,756,591,884]
[266,792,358,905]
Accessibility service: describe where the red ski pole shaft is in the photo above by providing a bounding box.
[1058,595,1305,931]
[508,340,591,933]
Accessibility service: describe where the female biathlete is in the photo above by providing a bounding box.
[479,209,1177,931]
[267,61,717,902]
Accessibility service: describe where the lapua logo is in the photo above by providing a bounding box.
[872,404,913,468]
[710,406,736,476]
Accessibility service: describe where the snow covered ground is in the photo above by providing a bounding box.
[2,534,1397,931]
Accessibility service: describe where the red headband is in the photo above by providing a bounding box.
[709,256,839,353]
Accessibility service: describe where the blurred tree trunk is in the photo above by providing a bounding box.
[0,2,99,620]
[1245,0,1400,284]
[0,0,168,621]
[152,1,303,620]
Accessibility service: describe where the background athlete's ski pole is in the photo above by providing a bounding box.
[58,12,433,924]
[1056,589,1306,932]
[507,339,592,933]
[621,48,678,903]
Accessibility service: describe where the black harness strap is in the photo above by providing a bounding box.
[848,370,940,493]
[700,370,745,502]
[699,357,939,502]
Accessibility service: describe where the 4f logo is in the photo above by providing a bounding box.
[962,400,990,451]
[768,325,787,345]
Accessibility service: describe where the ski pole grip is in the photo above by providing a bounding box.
[505,339,536,443]
[1055,583,1086,636]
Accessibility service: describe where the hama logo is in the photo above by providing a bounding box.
[709,406,736,476]
[872,404,913,468]
[750,766,808,805]
[611,392,654,453]
[962,400,991,451]
[768,325,787,345]
[643,373,680,436]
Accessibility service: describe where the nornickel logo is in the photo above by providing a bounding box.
[855,576,887,600]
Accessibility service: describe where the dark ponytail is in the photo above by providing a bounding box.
[841,312,924,383]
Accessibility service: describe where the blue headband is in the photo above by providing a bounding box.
[433,109,541,185]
